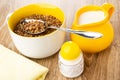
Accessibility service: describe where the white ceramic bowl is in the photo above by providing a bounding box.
[7,3,66,58]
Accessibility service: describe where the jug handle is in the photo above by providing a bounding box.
[101,3,114,19]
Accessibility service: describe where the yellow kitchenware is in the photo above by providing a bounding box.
[7,3,66,58]
[71,3,114,53]
[59,41,84,78]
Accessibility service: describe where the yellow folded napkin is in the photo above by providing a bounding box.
[0,44,48,80]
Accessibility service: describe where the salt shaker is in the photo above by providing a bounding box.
[59,41,84,78]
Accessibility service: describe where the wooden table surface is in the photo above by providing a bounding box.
[0,0,120,80]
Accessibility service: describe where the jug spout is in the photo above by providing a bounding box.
[101,3,114,19]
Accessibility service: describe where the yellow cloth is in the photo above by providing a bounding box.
[0,44,48,80]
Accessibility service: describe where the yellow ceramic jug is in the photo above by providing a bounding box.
[71,3,114,53]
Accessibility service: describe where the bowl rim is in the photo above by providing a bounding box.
[7,3,66,39]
